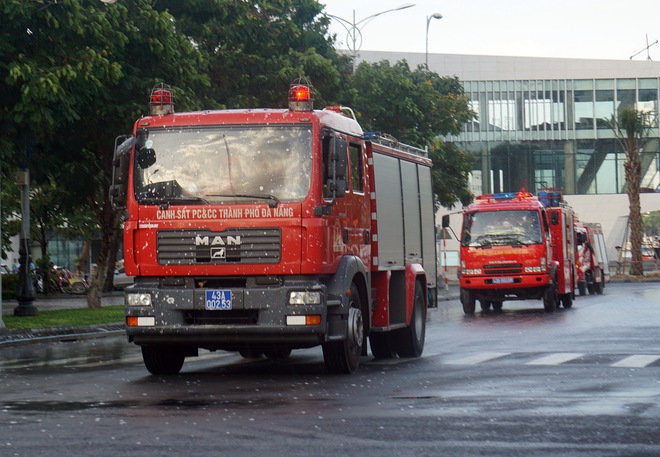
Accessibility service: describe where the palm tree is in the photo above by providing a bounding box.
[606,107,654,275]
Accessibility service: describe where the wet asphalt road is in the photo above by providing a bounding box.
[1,281,659,456]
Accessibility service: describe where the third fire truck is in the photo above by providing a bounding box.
[453,189,577,314]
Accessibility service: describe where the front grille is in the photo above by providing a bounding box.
[483,263,522,275]
[157,228,281,265]
[183,310,258,325]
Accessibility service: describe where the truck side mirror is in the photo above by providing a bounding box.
[442,214,450,228]
[109,135,136,210]
[137,147,156,168]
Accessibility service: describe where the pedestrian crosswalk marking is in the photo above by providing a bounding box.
[610,355,660,368]
[526,353,584,366]
[446,352,510,365]
[443,352,660,368]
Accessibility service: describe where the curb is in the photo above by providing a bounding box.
[0,323,124,348]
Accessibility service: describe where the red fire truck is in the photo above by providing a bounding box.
[575,221,610,295]
[453,189,576,314]
[110,82,437,375]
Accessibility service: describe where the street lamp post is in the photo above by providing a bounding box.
[425,13,443,69]
[326,3,416,72]
[14,139,37,317]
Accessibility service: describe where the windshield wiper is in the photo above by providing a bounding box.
[138,195,210,206]
[206,193,280,208]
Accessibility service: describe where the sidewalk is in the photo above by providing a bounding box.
[0,293,126,348]
[1,292,125,316]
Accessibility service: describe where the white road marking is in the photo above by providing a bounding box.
[526,353,584,365]
[446,352,511,365]
[611,355,660,368]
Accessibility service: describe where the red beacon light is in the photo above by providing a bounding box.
[149,83,174,116]
[288,78,314,112]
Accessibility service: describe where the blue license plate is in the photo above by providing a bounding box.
[492,277,514,284]
[205,290,232,310]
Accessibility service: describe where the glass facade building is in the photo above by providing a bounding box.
[358,51,660,197]
[455,78,660,196]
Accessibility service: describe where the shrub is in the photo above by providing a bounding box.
[2,273,18,300]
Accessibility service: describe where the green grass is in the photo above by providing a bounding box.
[2,305,124,330]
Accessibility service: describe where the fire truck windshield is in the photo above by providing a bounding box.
[462,210,542,247]
[134,125,312,204]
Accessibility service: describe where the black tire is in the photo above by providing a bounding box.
[141,345,185,375]
[560,292,573,308]
[492,301,503,312]
[322,284,364,374]
[71,281,87,295]
[369,331,397,359]
[587,282,595,295]
[460,288,476,315]
[239,350,263,359]
[264,348,292,360]
[395,282,426,358]
[595,271,605,294]
[480,300,492,311]
[578,281,586,296]
[543,282,557,312]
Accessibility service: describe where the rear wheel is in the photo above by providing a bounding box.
[322,284,364,374]
[560,292,573,308]
[141,345,185,375]
[480,300,492,311]
[461,288,476,315]
[492,301,503,312]
[395,282,426,358]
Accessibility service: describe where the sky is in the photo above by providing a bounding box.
[321,0,660,61]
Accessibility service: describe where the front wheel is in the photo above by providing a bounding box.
[141,345,185,375]
[460,288,476,315]
[595,271,605,294]
[578,281,586,296]
[543,281,557,312]
[395,281,426,358]
[322,284,364,374]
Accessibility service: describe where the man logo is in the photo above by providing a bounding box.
[195,235,241,246]
[211,247,226,259]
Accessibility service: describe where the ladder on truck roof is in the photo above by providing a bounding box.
[364,132,428,158]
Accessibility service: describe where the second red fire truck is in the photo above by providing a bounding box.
[110,81,437,375]
[451,188,577,314]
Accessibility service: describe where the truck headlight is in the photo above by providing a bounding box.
[126,293,152,307]
[289,291,322,305]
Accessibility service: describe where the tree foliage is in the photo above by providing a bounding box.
[153,0,350,108]
[348,60,475,209]
[1,0,208,307]
[605,107,654,275]
[1,0,476,308]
